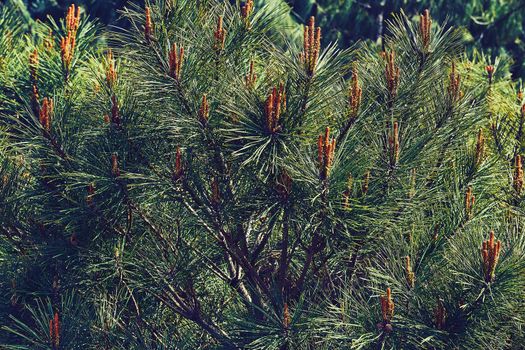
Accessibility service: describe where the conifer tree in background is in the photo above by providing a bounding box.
[1,1,525,349]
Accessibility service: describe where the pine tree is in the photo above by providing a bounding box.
[1,1,525,349]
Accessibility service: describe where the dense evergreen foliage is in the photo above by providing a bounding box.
[1,0,525,349]
[17,0,525,79]
[286,0,525,78]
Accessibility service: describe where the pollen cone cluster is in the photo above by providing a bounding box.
[66,4,81,34]
[169,43,184,80]
[111,153,120,177]
[198,94,210,125]
[448,62,462,102]
[482,231,501,282]
[245,60,257,89]
[29,49,38,85]
[380,287,394,323]
[49,312,60,349]
[348,67,362,121]
[214,16,227,51]
[110,95,120,126]
[419,9,431,52]
[486,65,495,84]
[144,6,153,42]
[60,5,80,76]
[317,127,336,180]
[300,16,321,76]
[241,0,254,19]
[106,49,117,88]
[283,302,291,328]
[388,121,400,165]
[39,97,53,132]
[60,32,76,74]
[385,51,400,100]
[265,84,286,133]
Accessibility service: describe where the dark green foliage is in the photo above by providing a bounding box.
[285,0,525,79]
[23,0,133,25]
[16,0,525,78]
[1,0,525,349]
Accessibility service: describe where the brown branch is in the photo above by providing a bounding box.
[277,209,290,296]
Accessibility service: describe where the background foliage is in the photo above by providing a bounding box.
[18,0,525,79]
